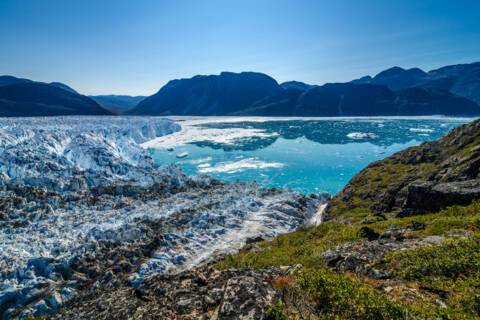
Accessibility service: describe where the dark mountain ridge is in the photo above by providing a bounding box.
[130,71,280,116]
[0,77,112,116]
[129,62,480,117]
[2,61,480,117]
[280,80,315,91]
[359,62,480,105]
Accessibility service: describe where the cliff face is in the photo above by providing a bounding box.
[327,119,480,218]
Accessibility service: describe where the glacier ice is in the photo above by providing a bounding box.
[0,116,323,319]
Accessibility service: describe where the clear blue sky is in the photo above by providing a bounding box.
[1,0,479,95]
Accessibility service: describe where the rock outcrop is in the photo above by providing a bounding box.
[53,265,295,320]
[323,224,444,277]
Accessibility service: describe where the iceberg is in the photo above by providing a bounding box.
[176,151,189,158]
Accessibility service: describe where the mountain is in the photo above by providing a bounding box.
[280,80,315,91]
[49,82,79,94]
[371,66,428,90]
[236,83,480,116]
[0,75,32,87]
[355,62,480,105]
[0,82,112,117]
[233,88,303,116]
[129,71,281,115]
[350,75,372,84]
[90,95,146,114]
[131,64,480,117]
[3,62,480,117]
[431,62,480,105]
[295,83,398,116]
[0,76,78,95]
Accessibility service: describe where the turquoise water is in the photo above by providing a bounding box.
[151,118,470,195]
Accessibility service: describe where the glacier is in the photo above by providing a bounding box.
[0,117,323,319]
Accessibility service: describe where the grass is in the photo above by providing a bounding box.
[217,222,360,270]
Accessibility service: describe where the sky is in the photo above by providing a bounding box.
[0,0,479,96]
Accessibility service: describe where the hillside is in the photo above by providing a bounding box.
[327,119,480,218]
[0,81,112,116]
[358,61,480,105]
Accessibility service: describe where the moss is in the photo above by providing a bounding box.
[327,160,439,219]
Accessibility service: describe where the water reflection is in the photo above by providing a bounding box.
[193,119,464,150]
[152,119,469,194]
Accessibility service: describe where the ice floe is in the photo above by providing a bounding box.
[409,127,435,133]
[197,158,285,174]
[346,132,378,139]
[141,118,278,149]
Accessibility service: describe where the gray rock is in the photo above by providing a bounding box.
[218,276,277,319]
[379,224,405,242]
[400,180,480,214]
[321,235,444,276]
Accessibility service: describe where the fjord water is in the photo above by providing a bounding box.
[151,118,471,195]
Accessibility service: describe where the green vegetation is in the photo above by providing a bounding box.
[385,237,480,280]
[382,237,480,318]
[295,268,406,319]
[218,222,359,270]
[264,300,288,320]
[218,201,480,319]
[326,160,438,218]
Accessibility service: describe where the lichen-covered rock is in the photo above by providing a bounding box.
[321,233,444,276]
[53,265,293,320]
